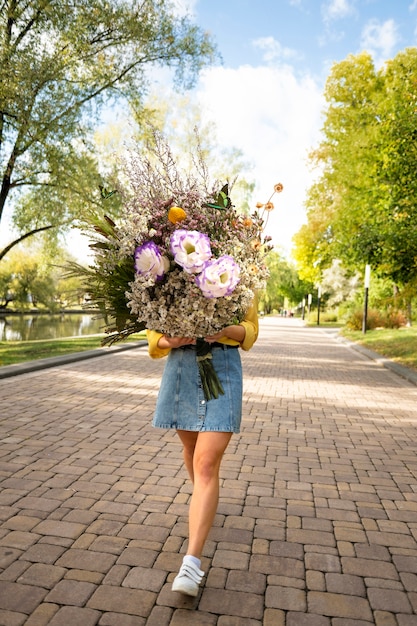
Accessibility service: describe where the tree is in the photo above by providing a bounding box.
[259,250,312,314]
[320,259,360,308]
[295,49,417,297]
[131,91,256,209]
[0,0,216,260]
[0,244,85,309]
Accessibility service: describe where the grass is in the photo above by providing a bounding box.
[0,332,147,367]
[341,326,417,372]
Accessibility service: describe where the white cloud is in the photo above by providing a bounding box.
[360,18,399,66]
[253,36,302,63]
[196,64,324,255]
[322,0,355,22]
[410,1,417,11]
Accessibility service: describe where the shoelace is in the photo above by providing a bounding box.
[177,562,204,584]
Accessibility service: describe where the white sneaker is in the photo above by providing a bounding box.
[172,557,205,597]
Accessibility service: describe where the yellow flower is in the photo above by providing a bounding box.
[256,202,264,209]
[274,183,284,193]
[168,206,186,224]
[243,217,253,228]
[251,239,261,250]
[265,202,274,211]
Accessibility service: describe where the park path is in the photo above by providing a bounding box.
[0,317,417,625]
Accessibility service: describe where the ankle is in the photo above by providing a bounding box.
[183,554,201,569]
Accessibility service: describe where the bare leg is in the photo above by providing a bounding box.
[177,430,232,559]
[177,430,198,483]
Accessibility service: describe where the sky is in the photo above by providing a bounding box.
[170,0,417,257]
[2,0,417,261]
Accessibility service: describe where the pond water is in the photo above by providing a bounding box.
[0,313,105,342]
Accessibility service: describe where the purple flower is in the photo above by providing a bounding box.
[170,229,212,274]
[134,241,169,280]
[195,256,240,298]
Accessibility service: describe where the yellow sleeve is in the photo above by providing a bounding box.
[146,329,171,359]
[239,296,259,351]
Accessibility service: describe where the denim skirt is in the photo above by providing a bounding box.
[152,345,243,433]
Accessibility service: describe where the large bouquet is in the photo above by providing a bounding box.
[75,132,282,398]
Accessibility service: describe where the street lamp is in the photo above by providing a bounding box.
[362,264,371,334]
[317,286,321,326]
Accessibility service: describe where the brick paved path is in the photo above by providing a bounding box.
[1,317,417,626]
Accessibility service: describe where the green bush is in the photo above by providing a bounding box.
[321,311,338,323]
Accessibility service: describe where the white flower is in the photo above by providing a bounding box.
[134,241,169,281]
[170,229,212,274]
[195,256,241,298]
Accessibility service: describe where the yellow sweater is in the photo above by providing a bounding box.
[146,297,259,359]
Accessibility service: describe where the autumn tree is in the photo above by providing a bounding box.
[0,0,216,260]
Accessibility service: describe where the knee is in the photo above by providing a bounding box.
[194,454,219,483]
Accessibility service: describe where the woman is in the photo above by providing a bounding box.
[146,298,259,597]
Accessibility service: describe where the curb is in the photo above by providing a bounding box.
[323,328,417,388]
[0,340,147,379]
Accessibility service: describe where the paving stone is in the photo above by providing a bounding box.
[55,548,117,573]
[373,611,399,626]
[144,606,174,626]
[212,549,250,570]
[307,591,373,620]
[87,585,156,617]
[400,572,417,592]
[99,611,147,626]
[287,529,337,547]
[325,572,366,596]
[250,554,305,578]
[199,588,264,619]
[306,570,326,591]
[170,608,217,624]
[17,563,67,589]
[305,552,341,572]
[392,554,417,573]
[0,609,27,626]
[332,617,376,626]
[24,603,60,626]
[122,565,167,591]
[263,608,286,626]
[226,570,266,594]
[396,616,417,626]
[367,587,413,613]
[45,579,97,606]
[0,581,48,614]
[341,557,399,580]
[33,520,86,539]
[0,530,40,550]
[64,569,104,584]
[0,559,31,582]
[265,585,307,611]
[47,605,101,626]
[286,613,330,626]
[217,617,261,626]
